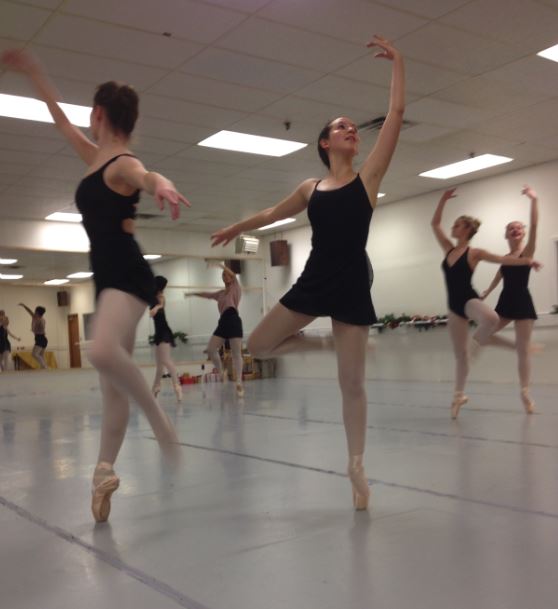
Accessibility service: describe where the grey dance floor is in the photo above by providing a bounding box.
[1,370,557,609]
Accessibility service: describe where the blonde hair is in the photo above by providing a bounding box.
[457,215,481,240]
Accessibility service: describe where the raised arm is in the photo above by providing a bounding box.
[18,303,34,317]
[431,189,456,253]
[211,178,316,247]
[522,185,538,258]
[109,155,190,220]
[359,35,405,201]
[1,49,98,165]
[480,269,503,300]
[473,249,542,270]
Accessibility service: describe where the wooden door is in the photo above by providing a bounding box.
[67,314,82,368]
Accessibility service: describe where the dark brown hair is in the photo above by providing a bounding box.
[317,119,335,168]
[93,81,139,136]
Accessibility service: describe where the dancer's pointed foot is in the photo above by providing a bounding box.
[235,383,244,398]
[451,392,468,420]
[348,455,370,511]
[153,384,161,398]
[91,462,119,523]
[521,387,535,414]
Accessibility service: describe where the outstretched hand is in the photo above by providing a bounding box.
[441,188,458,202]
[366,35,400,61]
[211,225,240,247]
[521,184,537,200]
[154,185,191,221]
[1,49,40,74]
[530,260,543,271]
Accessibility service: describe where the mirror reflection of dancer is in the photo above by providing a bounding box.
[0,310,21,371]
[211,35,404,510]
[481,186,540,414]
[150,276,182,403]
[431,188,541,419]
[1,49,188,522]
[19,303,48,369]
[189,263,245,398]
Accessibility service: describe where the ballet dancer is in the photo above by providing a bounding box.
[211,35,404,510]
[0,310,21,371]
[19,303,48,369]
[431,187,541,419]
[2,49,189,522]
[150,275,182,403]
[188,262,245,397]
[480,186,540,413]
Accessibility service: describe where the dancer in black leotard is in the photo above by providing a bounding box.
[2,49,189,522]
[0,310,20,371]
[150,275,182,403]
[431,188,541,419]
[481,186,540,413]
[19,303,48,368]
[212,35,404,510]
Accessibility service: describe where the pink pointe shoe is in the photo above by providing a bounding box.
[91,462,119,523]
[451,392,468,420]
[348,455,370,511]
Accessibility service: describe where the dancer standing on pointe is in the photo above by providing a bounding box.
[19,303,48,369]
[211,35,404,510]
[0,310,21,371]
[431,188,541,419]
[188,262,245,397]
[480,186,540,413]
[2,49,189,522]
[150,275,182,403]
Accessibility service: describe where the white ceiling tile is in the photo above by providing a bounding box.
[396,22,524,75]
[259,0,427,44]
[294,75,391,113]
[30,45,169,90]
[35,14,203,68]
[0,132,65,154]
[140,94,247,128]
[472,100,558,143]
[374,0,472,19]
[198,0,271,11]
[180,48,323,94]
[485,56,558,98]
[0,116,65,140]
[0,0,50,40]
[62,0,246,45]
[0,148,51,165]
[176,145,266,169]
[440,0,558,54]
[399,124,456,143]
[336,56,467,96]
[13,0,61,8]
[433,75,550,114]
[131,135,186,157]
[135,117,214,145]
[217,17,368,71]
[259,95,372,127]
[405,97,494,128]
[147,72,280,113]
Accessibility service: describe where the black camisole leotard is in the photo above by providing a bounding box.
[153,307,176,347]
[280,174,377,326]
[441,247,479,319]
[75,154,156,305]
[495,264,537,320]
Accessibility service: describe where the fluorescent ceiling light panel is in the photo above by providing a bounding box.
[258,218,296,231]
[537,44,558,62]
[0,273,23,280]
[45,212,83,223]
[419,154,513,179]
[0,258,18,265]
[143,254,162,260]
[44,279,69,285]
[377,193,386,198]
[0,94,91,127]
[198,130,307,157]
[67,272,93,279]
